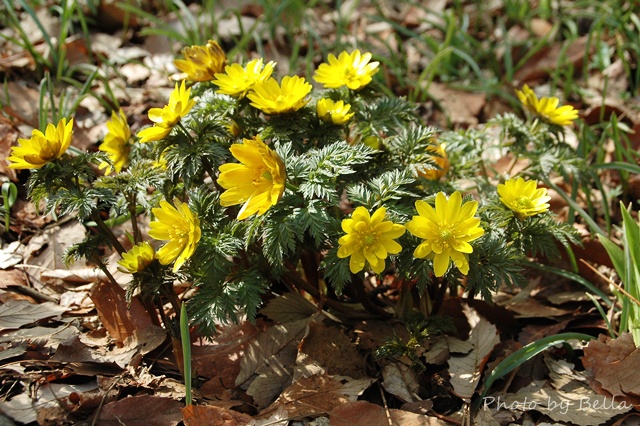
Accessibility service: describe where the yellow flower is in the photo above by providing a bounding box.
[337,206,405,274]
[7,118,73,169]
[316,98,355,125]
[99,108,131,174]
[515,84,579,126]
[498,177,550,219]
[406,192,484,277]
[247,76,312,114]
[217,136,286,220]
[137,81,196,143]
[313,50,379,90]
[417,142,449,181]
[173,39,227,82]
[213,59,276,98]
[148,199,201,272]
[118,241,155,273]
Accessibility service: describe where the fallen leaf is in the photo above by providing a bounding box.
[329,400,448,426]
[235,318,310,387]
[423,335,473,365]
[514,35,590,83]
[260,291,317,323]
[246,342,296,409]
[504,298,574,318]
[0,381,97,425]
[0,241,24,269]
[0,324,78,349]
[0,299,66,331]
[381,362,421,403]
[517,320,571,345]
[425,82,486,127]
[182,404,253,426]
[296,321,367,379]
[257,374,372,421]
[448,304,500,401]
[96,395,183,426]
[89,278,160,344]
[583,333,640,406]
[40,267,106,284]
[495,379,632,425]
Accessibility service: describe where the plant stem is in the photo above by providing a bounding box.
[180,302,193,406]
[92,254,121,290]
[127,192,142,243]
[349,275,392,318]
[91,211,126,255]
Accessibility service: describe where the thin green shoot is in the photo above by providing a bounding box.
[180,302,192,406]
[1,182,17,234]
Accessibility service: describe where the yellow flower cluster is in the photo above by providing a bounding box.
[313,50,379,90]
[149,199,201,272]
[174,40,227,82]
[316,98,354,125]
[8,118,74,169]
[337,207,405,274]
[217,136,286,220]
[498,177,550,219]
[99,108,131,175]
[138,81,195,143]
[337,192,485,277]
[213,58,276,98]
[118,242,155,273]
[516,84,579,126]
[117,200,202,274]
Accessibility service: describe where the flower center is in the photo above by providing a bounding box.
[344,67,357,82]
[514,196,534,210]
[168,223,189,244]
[437,225,455,249]
[364,233,377,247]
[261,170,273,181]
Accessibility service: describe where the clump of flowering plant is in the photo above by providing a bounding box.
[13,40,581,338]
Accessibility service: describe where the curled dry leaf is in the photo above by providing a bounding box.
[448,304,500,401]
[583,333,640,407]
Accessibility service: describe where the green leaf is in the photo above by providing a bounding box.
[478,332,595,407]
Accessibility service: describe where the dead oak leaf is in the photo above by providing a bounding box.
[583,333,640,406]
[257,374,373,421]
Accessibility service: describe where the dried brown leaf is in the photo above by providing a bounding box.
[426,82,486,127]
[497,380,632,425]
[583,333,640,405]
[0,382,97,425]
[89,279,160,344]
[235,318,310,386]
[329,401,448,426]
[182,404,253,426]
[97,395,183,426]
[381,362,421,403]
[297,322,367,379]
[257,374,372,421]
[448,304,500,401]
[260,291,317,323]
[514,36,590,83]
[0,299,66,331]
